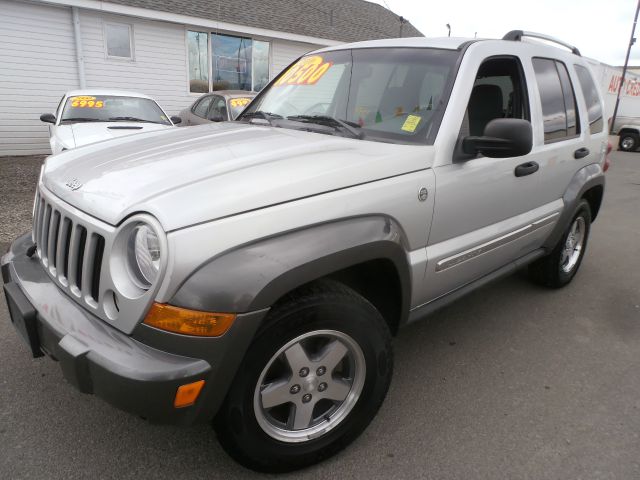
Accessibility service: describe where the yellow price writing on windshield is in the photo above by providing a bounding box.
[274,55,333,87]
[230,98,252,108]
[70,96,104,108]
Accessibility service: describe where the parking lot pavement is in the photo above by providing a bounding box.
[1,151,640,479]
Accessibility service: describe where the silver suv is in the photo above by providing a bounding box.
[2,31,609,472]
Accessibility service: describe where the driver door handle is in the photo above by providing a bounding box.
[574,147,590,159]
[514,161,539,177]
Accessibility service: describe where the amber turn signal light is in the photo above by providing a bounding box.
[143,303,236,337]
[174,380,205,408]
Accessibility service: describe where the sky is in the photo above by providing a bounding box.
[367,0,639,66]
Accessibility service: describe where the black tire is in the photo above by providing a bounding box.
[528,200,591,288]
[618,132,639,152]
[214,280,393,472]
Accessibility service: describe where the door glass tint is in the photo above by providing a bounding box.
[574,65,604,134]
[533,58,581,143]
[532,58,567,142]
[556,62,579,137]
[193,96,213,117]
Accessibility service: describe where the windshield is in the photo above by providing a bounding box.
[240,47,459,144]
[228,96,255,119]
[60,95,172,125]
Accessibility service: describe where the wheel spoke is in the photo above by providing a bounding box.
[318,339,348,372]
[574,224,584,246]
[570,221,578,237]
[283,342,310,372]
[321,378,351,402]
[260,380,292,409]
[292,400,315,430]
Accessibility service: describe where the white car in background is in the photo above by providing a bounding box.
[40,89,181,154]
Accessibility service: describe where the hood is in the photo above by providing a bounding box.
[43,122,434,231]
[69,122,173,147]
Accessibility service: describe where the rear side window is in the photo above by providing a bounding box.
[193,96,213,117]
[532,58,580,143]
[574,65,604,134]
[556,63,579,137]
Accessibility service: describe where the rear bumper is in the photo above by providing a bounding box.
[2,233,266,425]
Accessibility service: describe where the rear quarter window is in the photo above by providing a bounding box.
[574,64,604,134]
[193,96,213,117]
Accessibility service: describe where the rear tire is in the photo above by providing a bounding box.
[214,280,393,472]
[528,200,591,288]
[618,132,639,152]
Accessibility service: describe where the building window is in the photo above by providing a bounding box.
[187,31,269,93]
[212,34,252,91]
[253,40,270,91]
[105,22,133,59]
[188,31,210,93]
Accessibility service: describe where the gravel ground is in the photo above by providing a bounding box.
[0,155,44,246]
[1,150,640,479]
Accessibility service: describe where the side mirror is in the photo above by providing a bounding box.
[170,116,182,125]
[40,113,56,124]
[462,118,532,158]
[209,115,224,122]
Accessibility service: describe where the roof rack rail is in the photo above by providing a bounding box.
[502,30,581,56]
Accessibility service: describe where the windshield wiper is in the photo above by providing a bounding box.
[59,117,103,123]
[108,116,161,124]
[287,115,364,139]
[240,111,283,126]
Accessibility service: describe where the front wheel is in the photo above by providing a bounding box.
[214,281,393,472]
[619,132,639,152]
[529,200,591,288]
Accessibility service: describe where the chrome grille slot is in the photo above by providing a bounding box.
[32,191,42,243]
[47,210,61,273]
[80,231,95,300]
[89,234,105,304]
[40,204,52,266]
[58,217,72,283]
[73,225,87,294]
[36,198,44,248]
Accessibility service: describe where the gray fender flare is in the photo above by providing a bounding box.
[170,215,412,318]
[543,163,605,251]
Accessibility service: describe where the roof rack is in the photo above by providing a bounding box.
[502,30,581,56]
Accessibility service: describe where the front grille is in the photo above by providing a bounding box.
[33,190,106,307]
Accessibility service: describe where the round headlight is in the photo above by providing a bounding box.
[128,224,161,287]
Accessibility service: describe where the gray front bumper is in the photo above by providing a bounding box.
[2,233,267,425]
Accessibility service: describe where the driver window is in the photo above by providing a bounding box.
[461,56,530,137]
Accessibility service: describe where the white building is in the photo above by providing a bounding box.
[0,0,420,155]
